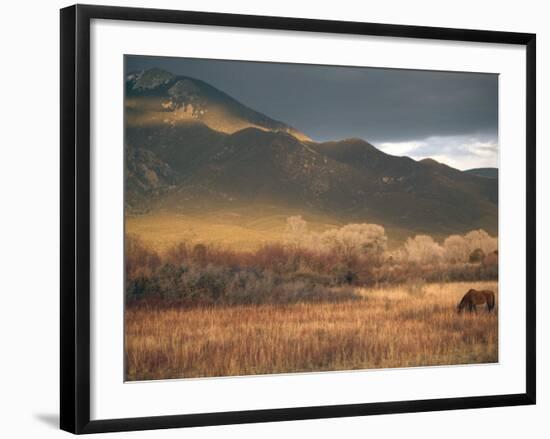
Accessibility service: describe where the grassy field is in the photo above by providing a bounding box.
[126,212,291,252]
[125,280,498,381]
[125,209,415,251]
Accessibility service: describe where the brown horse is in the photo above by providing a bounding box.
[457,289,495,313]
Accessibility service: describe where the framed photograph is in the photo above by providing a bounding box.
[60,4,536,434]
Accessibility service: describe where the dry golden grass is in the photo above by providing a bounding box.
[125,281,498,381]
[125,211,415,252]
[125,210,342,252]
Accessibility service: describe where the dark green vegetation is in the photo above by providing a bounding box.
[125,68,498,237]
[465,167,498,179]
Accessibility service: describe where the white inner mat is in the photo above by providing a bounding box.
[90,19,526,420]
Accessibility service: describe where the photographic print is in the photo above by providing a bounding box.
[124,55,499,381]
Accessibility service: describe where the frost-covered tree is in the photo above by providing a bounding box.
[284,215,308,248]
[319,223,387,259]
[443,234,469,263]
[464,229,498,255]
[404,235,445,263]
[443,229,497,263]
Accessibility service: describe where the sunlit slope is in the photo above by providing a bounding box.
[126,68,310,141]
[125,68,498,243]
[126,204,344,251]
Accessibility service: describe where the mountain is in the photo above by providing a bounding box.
[126,68,310,141]
[125,69,498,237]
[465,168,498,179]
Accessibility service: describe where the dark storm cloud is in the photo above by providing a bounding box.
[125,55,498,169]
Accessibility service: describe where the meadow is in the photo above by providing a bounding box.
[124,216,498,380]
[125,281,498,380]
[125,208,414,252]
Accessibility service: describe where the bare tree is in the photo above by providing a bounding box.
[284,215,308,248]
[404,235,445,263]
[319,223,387,259]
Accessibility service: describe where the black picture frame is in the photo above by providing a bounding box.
[60,4,536,434]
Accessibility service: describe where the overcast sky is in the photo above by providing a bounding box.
[126,55,498,170]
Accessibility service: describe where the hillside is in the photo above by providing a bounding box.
[465,167,498,179]
[126,68,310,141]
[125,68,498,241]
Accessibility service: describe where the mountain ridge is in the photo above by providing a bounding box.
[125,69,498,237]
[126,68,311,141]
[465,167,498,179]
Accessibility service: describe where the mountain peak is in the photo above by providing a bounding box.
[125,69,311,141]
[129,68,176,91]
[419,158,439,166]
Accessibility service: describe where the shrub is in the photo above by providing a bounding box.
[464,229,498,255]
[125,234,161,278]
[124,224,498,306]
[443,234,469,263]
[469,248,485,263]
[483,250,498,267]
[404,235,444,264]
[284,215,308,249]
[164,241,190,265]
[317,223,387,260]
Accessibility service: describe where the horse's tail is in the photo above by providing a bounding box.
[486,292,495,311]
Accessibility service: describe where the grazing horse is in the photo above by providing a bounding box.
[457,289,495,313]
